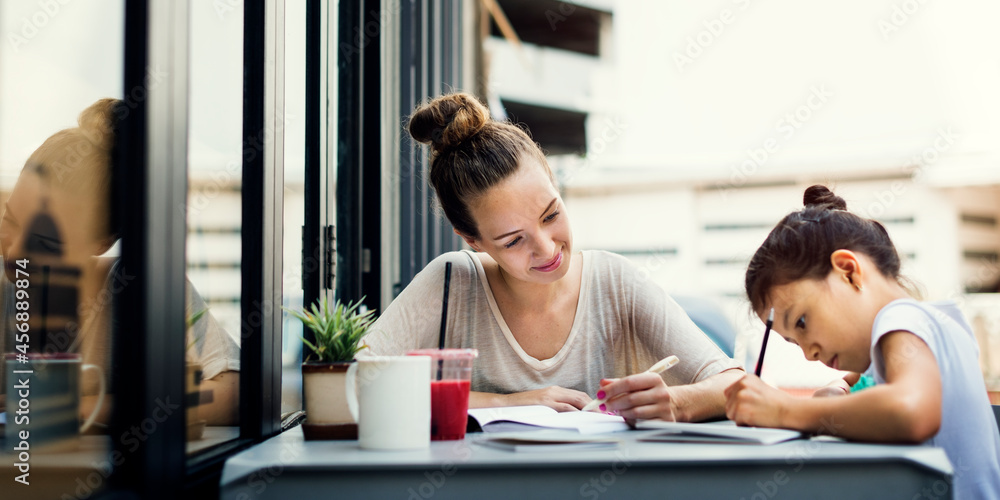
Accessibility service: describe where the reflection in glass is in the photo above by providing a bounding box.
[0,97,118,493]
[1,2,123,494]
[185,0,244,453]
[281,0,307,416]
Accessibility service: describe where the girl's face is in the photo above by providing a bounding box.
[763,270,874,373]
[463,158,573,285]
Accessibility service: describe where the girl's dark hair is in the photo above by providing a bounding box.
[745,185,904,313]
[407,93,549,239]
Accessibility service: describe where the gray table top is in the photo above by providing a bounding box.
[221,426,952,485]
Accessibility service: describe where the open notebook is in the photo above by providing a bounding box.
[635,420,804,445]
[475,432,622,452]
[468,406,630,434]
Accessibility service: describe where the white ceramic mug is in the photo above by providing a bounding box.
[4,354,106,449]
[346,356,430,450]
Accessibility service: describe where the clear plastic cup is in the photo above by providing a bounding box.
[406,348,478,441]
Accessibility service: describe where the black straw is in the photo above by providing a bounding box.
[436,262,452,380]
[754,308,775,377]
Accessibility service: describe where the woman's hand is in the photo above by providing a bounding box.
[470,386,592,412]
[724,374,794,428]
[597,373,678,421]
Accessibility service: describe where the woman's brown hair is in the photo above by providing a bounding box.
[22,98,121,245]
[745,185,906,313]
[407,93,549,239]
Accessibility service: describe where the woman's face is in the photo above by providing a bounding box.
[463,158,573,285]
[1,170,105,281]
[1,172,45,272]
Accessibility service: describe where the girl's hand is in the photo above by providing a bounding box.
[487,386,593,412]
[597,372,678,421]
[724,374,794,428]
[812,385,849,398]
[812,372,858,398]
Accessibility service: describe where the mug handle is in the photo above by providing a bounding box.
[80,363,106,433]
[345,362,359,422]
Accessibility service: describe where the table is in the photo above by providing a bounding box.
[187,425,240,455]
[220,427,953,500]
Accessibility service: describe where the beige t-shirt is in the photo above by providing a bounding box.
[365,250,740,396]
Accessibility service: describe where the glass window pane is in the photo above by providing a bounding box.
[0,0,123,495]
[186,0,243,453]
[281,0,306,415]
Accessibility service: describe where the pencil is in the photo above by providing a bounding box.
[582,355,680,412]
[753,308,775,377]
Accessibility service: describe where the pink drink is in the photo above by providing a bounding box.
[430,379,471,440]
[407,348,478,441]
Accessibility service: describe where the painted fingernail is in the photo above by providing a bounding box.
[599,404,606,412]
[596,391,606,399]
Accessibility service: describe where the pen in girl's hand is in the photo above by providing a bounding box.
[582,355,680,412]
[753,308,775,377]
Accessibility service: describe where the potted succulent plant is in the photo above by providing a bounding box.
[285,297,376,440]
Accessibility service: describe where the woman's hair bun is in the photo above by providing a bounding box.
[408,93,490,153]
[803,184,847,210]
[76,97,121,151]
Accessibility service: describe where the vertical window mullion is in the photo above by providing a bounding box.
[113,0,189,498]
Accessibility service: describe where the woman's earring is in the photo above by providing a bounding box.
[854,283,864,292]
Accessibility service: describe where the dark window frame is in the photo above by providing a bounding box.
[111,0,283,498]
[113,0,192,497]
[394,0,466,298]
[108,0,470,495]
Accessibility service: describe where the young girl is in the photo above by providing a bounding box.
[725,185,1000,499]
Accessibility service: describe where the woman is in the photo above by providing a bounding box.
[367,93,742,421]
[0,98,240,426]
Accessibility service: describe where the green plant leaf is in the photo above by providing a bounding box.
[283,296,377,363]
[187,308,208,330]
[185,308,210,352]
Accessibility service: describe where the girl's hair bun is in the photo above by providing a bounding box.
[408,93,490,153]
[803,184,847,210]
